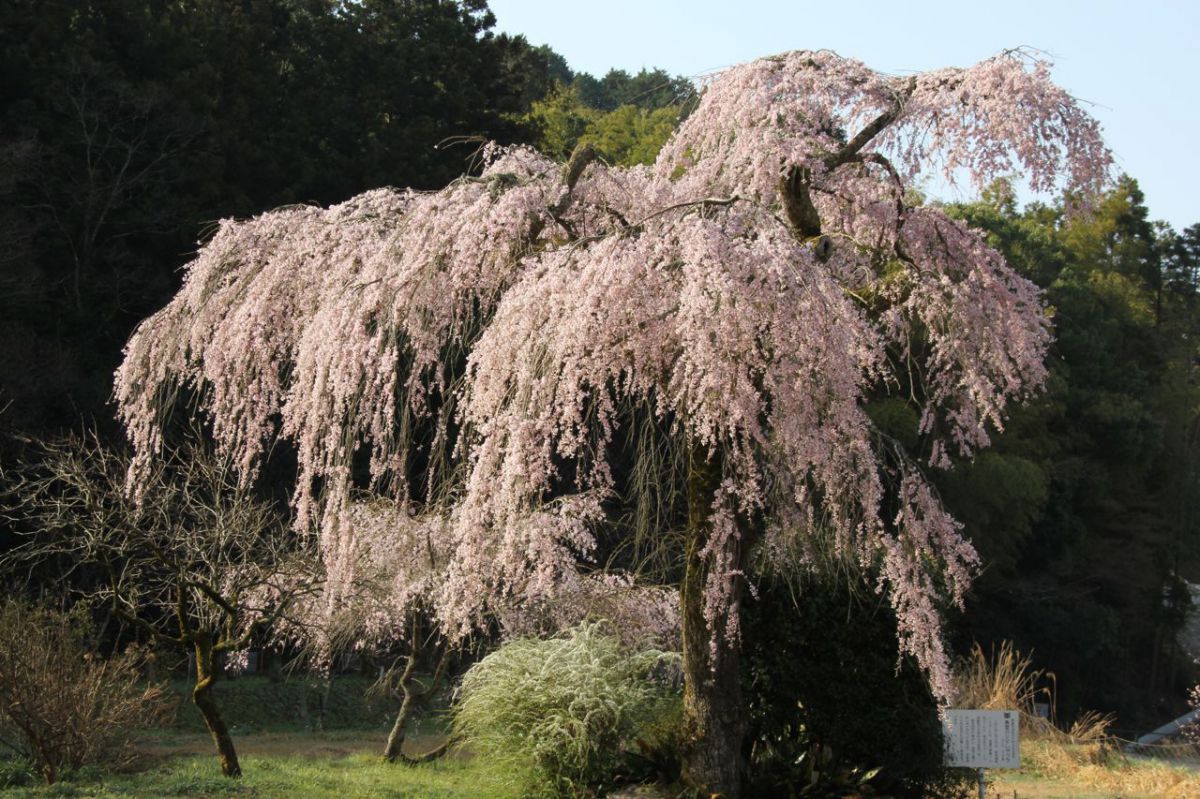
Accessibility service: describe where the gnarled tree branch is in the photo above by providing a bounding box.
[780,77,917,258]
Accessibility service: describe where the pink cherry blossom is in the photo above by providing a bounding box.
[116,49,1111,704]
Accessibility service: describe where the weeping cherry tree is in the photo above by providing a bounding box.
[115,49,1110,795]
[286,500,678,764]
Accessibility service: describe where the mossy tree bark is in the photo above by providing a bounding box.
[191,634,241,778]
[679,445,748,799]
[382,644,421,763]
[382,625,452,764]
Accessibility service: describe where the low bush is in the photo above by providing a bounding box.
[741,577,969,798]
[0,600,171,784]
[451,622,680,798]
[0,759,36,788]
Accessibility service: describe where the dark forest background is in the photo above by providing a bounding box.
[2,0,1198,734]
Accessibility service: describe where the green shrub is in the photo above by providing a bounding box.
[451,622,680,798]
[0,759,37,788]
[741,578,970,799]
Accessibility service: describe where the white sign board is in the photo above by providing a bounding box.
[942,709,1020,768]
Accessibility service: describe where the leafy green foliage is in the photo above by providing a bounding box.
[569,67,694,113]
[0,0,546,439]
[525,86,681,166]
[937,451,1049,579]
[741,579,967,799]
[517,56,692,166]
[523,87,598,162]
[451,623,680,798]
[942,177,1200,726]
[585,104,680,167]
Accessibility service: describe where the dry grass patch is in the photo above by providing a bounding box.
[957,642,1200,799]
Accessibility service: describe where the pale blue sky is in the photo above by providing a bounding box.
[488,0,1199,230]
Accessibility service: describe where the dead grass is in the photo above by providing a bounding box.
[1019,743,1200,798]
[957,642,1047,714]
[957,641,1200,799]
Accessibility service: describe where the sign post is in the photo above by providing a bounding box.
[942,709,1020,799]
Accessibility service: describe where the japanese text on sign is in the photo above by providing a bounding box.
[942,709,1020,768]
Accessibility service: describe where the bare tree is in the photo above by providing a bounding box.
[3,435,321,778]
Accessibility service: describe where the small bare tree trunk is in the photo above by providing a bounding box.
[679,446,747,799]
[382,651,419,762]
[382,633,452,764]
[192,635,241,778]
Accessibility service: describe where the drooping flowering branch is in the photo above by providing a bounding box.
[115,49,1111,713]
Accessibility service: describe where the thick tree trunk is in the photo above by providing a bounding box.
[383,683,450,765]
[679,445,747,798]
[192,636,242,778]
[382,699,414,763]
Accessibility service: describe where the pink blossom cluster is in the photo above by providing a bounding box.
[659,48,1108,206]
[116,50,1111,702]
[496,570,681,650]
[116,145,559,521]
[279,497,676,659]
[1188,680,1200,743]
[320,500,452,649]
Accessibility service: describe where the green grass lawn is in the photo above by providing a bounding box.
[0,676,494,798]
[4,731,1198,799]
[0,748,518,798]
[4,677,1198,798]
[2,721,506,799]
